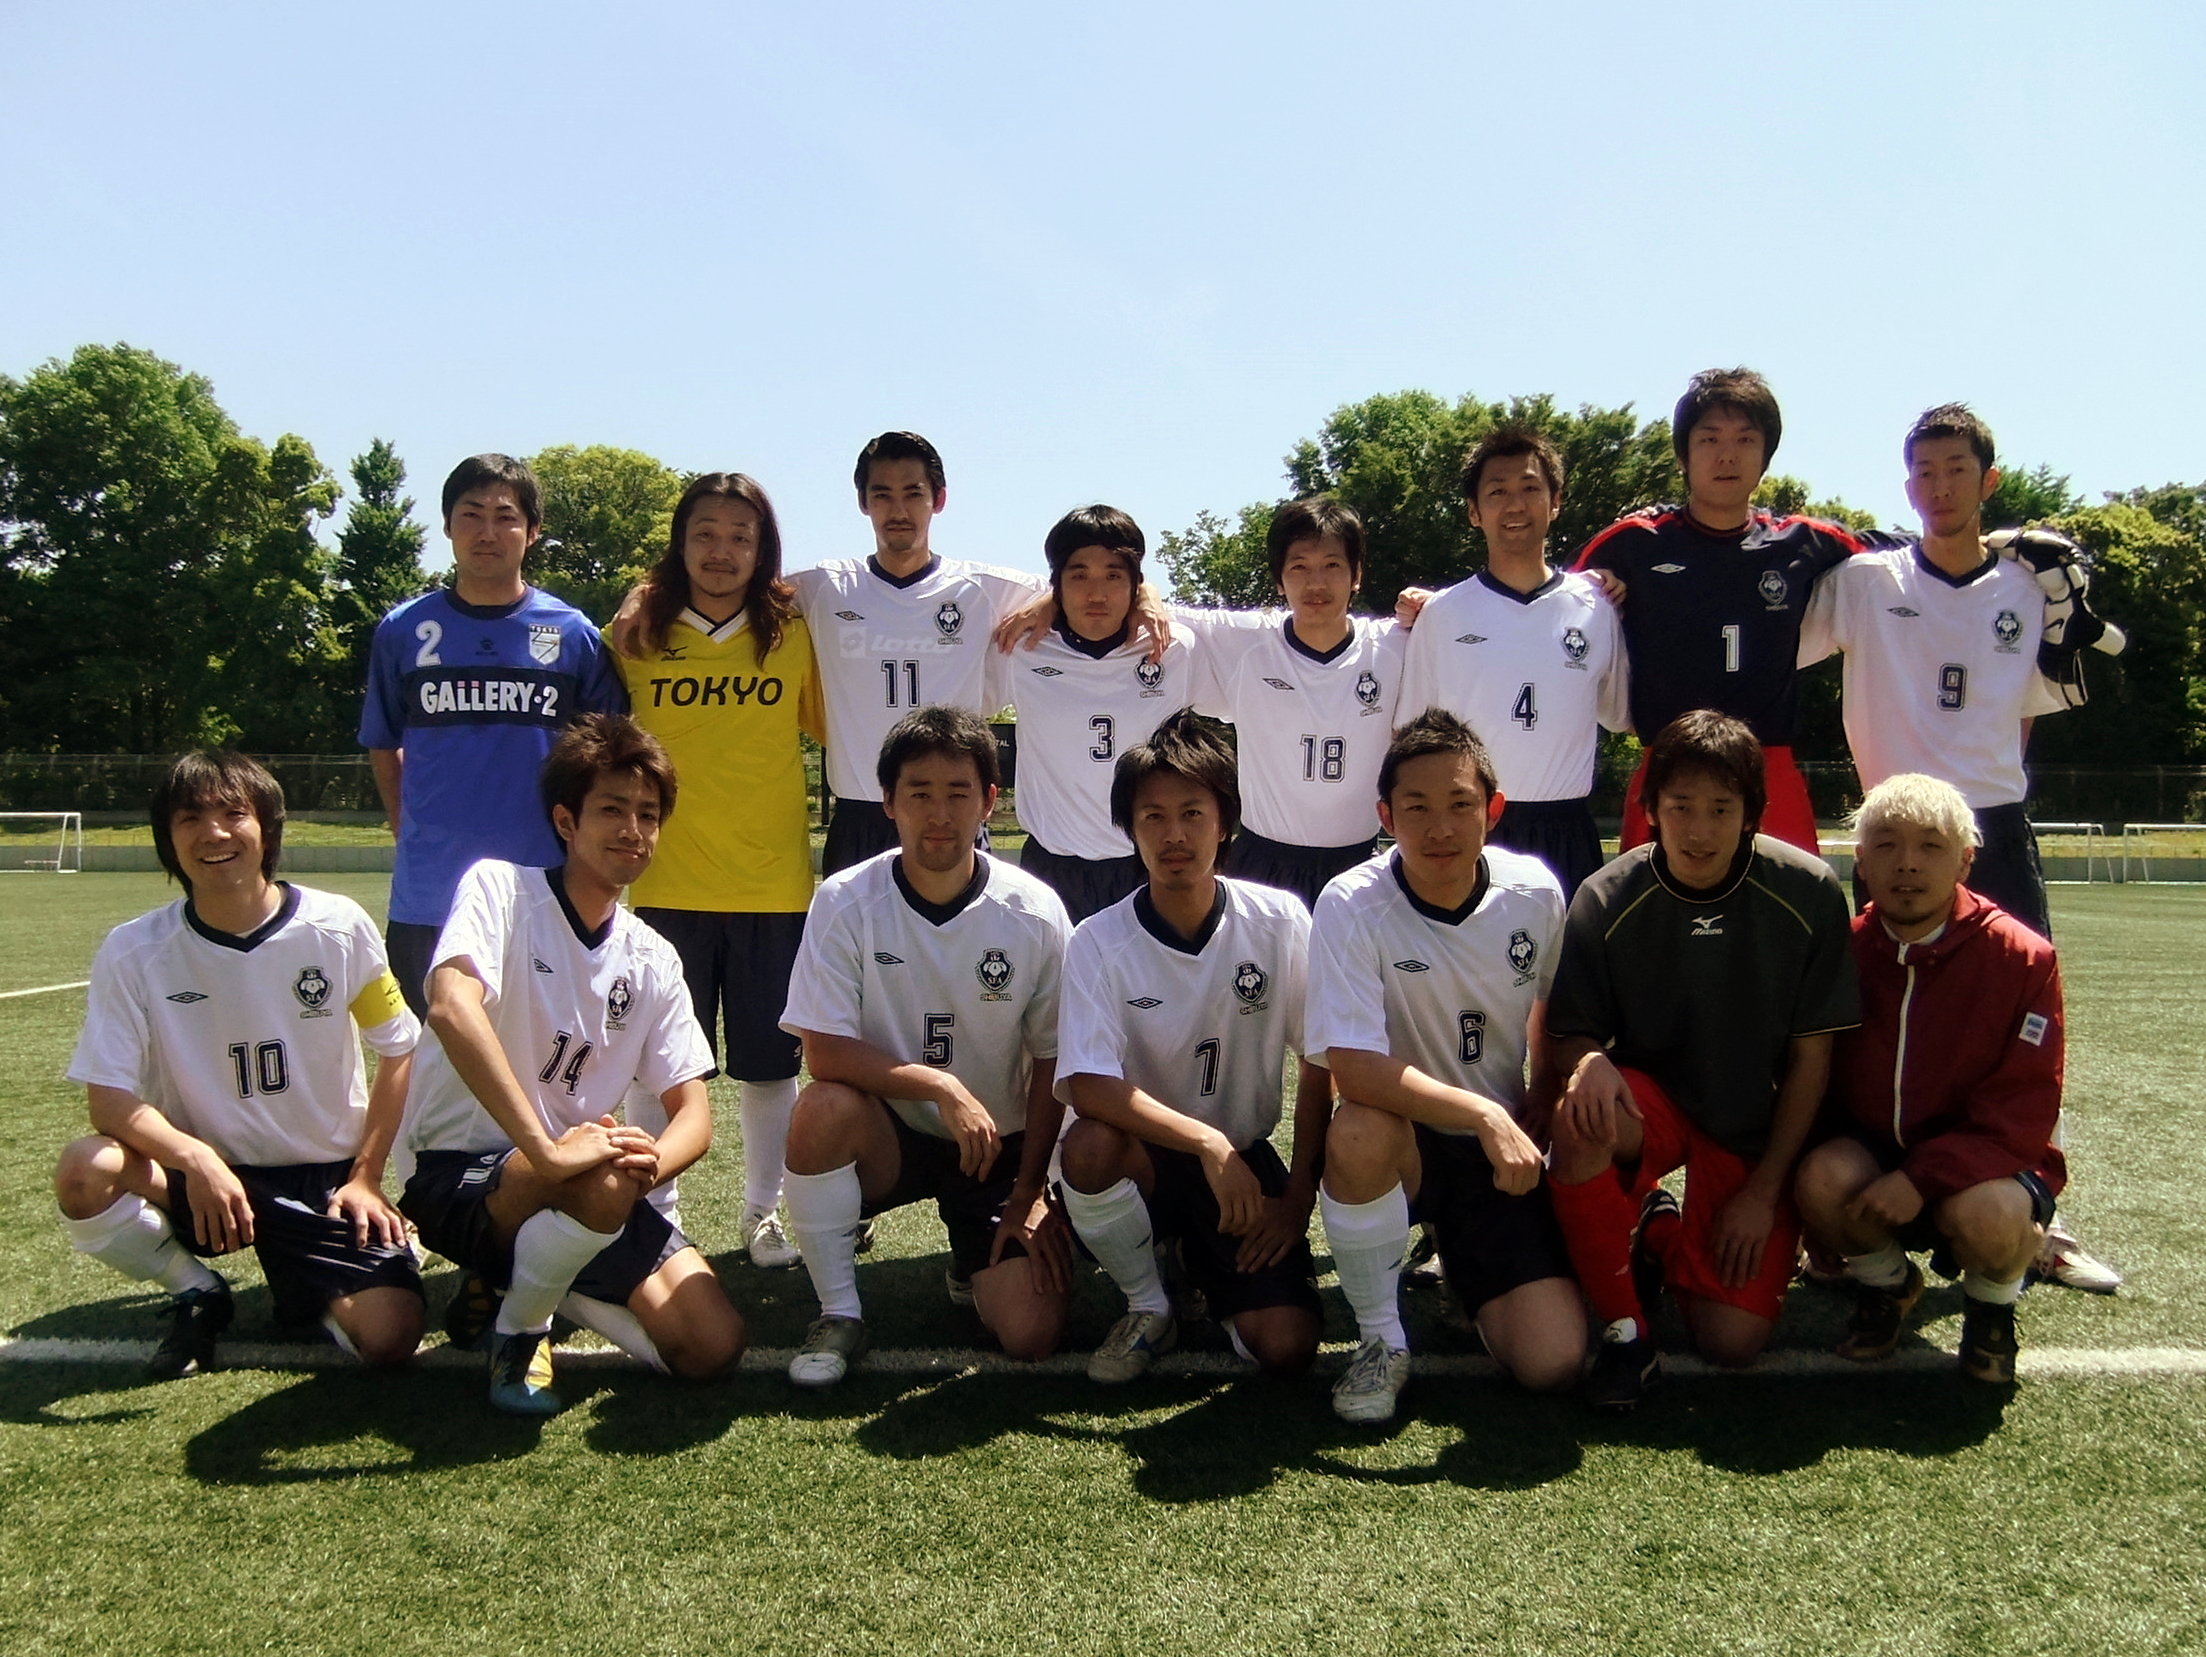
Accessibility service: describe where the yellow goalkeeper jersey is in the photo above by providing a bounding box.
[610,607,824,913]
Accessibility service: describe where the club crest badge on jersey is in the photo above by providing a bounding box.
[293,966,334,1017]
[606,976,634,1028]
[1507,929,1538,984]
[1757,570,1789,609]
[1994,609,2023,652]
[1562,626,1589,665]
[1356,670,1382,711]
[528,624,562,666]
[1136,659,1165,696]
[1233,959,1269,1011]
[935,601,964,639]
[976,949,1014,1001]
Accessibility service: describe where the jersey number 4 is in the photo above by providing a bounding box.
[539,1031,594,1095]
[1512,683,1538,731]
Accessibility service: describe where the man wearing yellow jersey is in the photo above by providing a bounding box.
[610,473,824,1268]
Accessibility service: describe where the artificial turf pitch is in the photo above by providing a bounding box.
[1,876,2201,1655]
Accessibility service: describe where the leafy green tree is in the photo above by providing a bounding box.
[332,438,427,685]
[526,444,686,622]
[1983,463,2085,530]
[0,342,341,752]
[1752,474,1879,532]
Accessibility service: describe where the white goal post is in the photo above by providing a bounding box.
[2033,822,2110,883]
[2120,822,2206,884]
[0,812,84,873]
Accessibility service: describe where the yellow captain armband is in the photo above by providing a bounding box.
[349,971,408,1030]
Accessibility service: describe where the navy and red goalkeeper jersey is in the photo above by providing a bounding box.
[1575,506,1898,745]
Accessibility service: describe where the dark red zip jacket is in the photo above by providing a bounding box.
[1829,884,2067,1204]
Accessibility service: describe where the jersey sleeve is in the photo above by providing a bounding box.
[1279,898,1311,1058]
[2022,670,2068,720]
[1395,599,1444,724]
[632,944,715,1099]
[1796,559,1848,667]
[358,609,408,748]
[342,901,421,1058]
[1544,883,1619,1044]
[1790,873,1862,1036]
[970,566,1047,619]
[982,629,1016,715]
[778,884,866,1041]
[1592,597,1633,733]
[1051,922,1125,1095]
[573,624,629,716]
[65,928,152,1094]
[1174,605,1272,719]
[1019,896,1072,1063]
[1534,884,1566,1000]
[431,862,513,1010]
[1902,955,2065,1205]
[1303,886,1388,1064]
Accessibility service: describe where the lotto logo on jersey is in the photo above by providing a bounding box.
[606,976,634,1028]
[528,624,562,666]
[1506,929,1537,984]
[1561,626,1589,666]
[935,601,964,639]
[976,949,1015,1001]
[1994,609,2024,653]
[1233,959,1269,1012]
[293,965,335,1018]
[1758,570,1789,609]
[1136,659,1165,696]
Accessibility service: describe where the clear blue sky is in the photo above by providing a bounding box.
[4,2,2199,581]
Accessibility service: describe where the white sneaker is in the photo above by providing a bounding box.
[1088,1309,1177,1383]
[1332,1337,1412,1424]
[788,1315,868,1388]
[945,1270,975,1308]
[2034,1220,2122,1294]
[742,1207,801,1269]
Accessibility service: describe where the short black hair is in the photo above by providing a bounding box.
[1672,368,1782,468]
[1108,709,1241,853]
[1265,496,1366,590]
[1461,423,1564,502]
[1043,504,1146,597]
[876,704,1001,796]
[1904,403,1996,472]
[1378,707,1498,804]
[151,750,285,886]
[853,431,947,504]
[1641,710,1765,834]
[540,713,679,833]
[441,453,542,531]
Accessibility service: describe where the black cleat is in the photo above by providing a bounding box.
[1585,1328,1661,1412]
[148,1280,233,1380]
[1631,1188,1679,1334]
[1836,1261,1926,1362]
[444,1271,502,1352]
[1959,1299,2019,1384]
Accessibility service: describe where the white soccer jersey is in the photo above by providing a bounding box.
[1799,545,2067,809]
[780,851,1070,1140]
[1305,848,1563,1135]
[1396,570,1630,802]
[1181,608,1406,847]
[793,556,1043,802]
[985,624,1198,860]
[404,861,712,1156]
[67,885,420,1168]
[1056,878,1310,1154]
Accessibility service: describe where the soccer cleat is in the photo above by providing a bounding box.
[487,1329,563,1416]
[852,1219,878,1256]
[1631,1188,1680,1333]
[945,1270,975,1308]
[1836,1261,1927,1362]
[1959,1299,2020,1384]
[443,1271,503,1351]
[1332,1337,1413,1424]
[1087,1310,1177,1383]
[742,1207,801,1270]
[2033,1221,2121,1295]
[789,1315,869,1389]
[1585,1321,1661,1412]
[1402,1222,1447,1289]
[147,1279,233,1380]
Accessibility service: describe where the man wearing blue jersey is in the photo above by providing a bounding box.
[361,455,627,1014]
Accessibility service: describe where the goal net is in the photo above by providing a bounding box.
[0,812,84,873]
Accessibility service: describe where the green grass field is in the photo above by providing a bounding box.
[1,877,2201,1655]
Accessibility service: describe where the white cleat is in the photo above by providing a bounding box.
[1332,1338,1412,1424]
[742,1207,801,1270]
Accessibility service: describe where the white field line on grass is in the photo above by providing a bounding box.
[0,980,89,1000]
[3,1333,2202,1380]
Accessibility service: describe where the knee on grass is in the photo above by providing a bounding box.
[1230,1308,1319,1376]
[1687,1300,1775,1370]
[332,1291,427,1367]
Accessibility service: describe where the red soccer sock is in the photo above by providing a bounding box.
[1640,1203,1683,1279]
[1549,1170,1644,1328]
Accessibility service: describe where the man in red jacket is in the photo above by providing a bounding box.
[1796,773,2064,1384]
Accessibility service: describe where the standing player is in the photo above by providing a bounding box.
[778,706,1074,1386]
[611,472,823,1270]
[362,453,626,1014]
[1575,369,1899,853]
[1546,711,1858,1409]
[1057,711,1325,1382]
[984,505,1198,921]
[1397,425,1630,898]
[55,752,424,1376]
[1796,774,2064,1383]
[401,715,745,1415]
[1310,710,1583,1423]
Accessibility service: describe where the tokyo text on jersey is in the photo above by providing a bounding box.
[793,557,1043,803]
[403,861,712,1156]
[1305,847,1564,1133]
[1798,544,2066,809]
[68,884,421,1167]
[1181,609,1406,846]
[612,608,824,912]
[1396,571,1631,803]
[1055,878,1310,1154]
[360,587,626,927]
[780,852,1071,1141]
[984,622,1197,860]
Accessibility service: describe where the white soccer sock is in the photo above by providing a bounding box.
[1060,1177,1170,1317]
[320,1312,361,1361]
[1321,1185,1411,1351]
[60,1195,220,1297]
[1845,1247,1910,1290]
[558,1291,669,1375]
[740,1078,799,1216]
[1961,1270,2025,1306]
[785,1163,866,1320]
[497,1208,621,1337]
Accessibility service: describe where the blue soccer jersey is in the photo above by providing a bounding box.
[359,587,626,926]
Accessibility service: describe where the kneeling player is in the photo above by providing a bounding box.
[1796,774,2063,1383]
[56,752,425,1376]
[402,715,744,1415]
[1546,711,1858,1408]
[1058,711,1325,1382]
[1310,710,1582,1423]
[779,706,1074,1386]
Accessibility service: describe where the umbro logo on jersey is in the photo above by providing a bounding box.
[1126,997,1163,1009]
[1887,606,1921,618]
[1262,677,1296,692]
[294,966,334,1018]
[1652,563,1686,574]
[1689,914,1725,936]
[165,991,207,1004]
[1507,929,1537,983]
[1355,670,1382,708]
[1758,570,1789,609]
[532,958,554,975]
[528,624,562,666]
[1454,633,1488,645]
[873,952,905,966]
[1136,659,1165,695]
[935,601,964,638]
[1392,960,1431,973]
[1561,626,1589,663]
[835,610,864,622]
[1233,960,1269,1010]
[606,976,634,1027]
[976,948,1014,1001]
[1994,609,2024,652]
[1029,665,1064,677]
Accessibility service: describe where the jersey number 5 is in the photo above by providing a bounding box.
[923,1014,955,1066]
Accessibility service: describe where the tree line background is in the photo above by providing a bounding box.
[3,343,2201,806]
